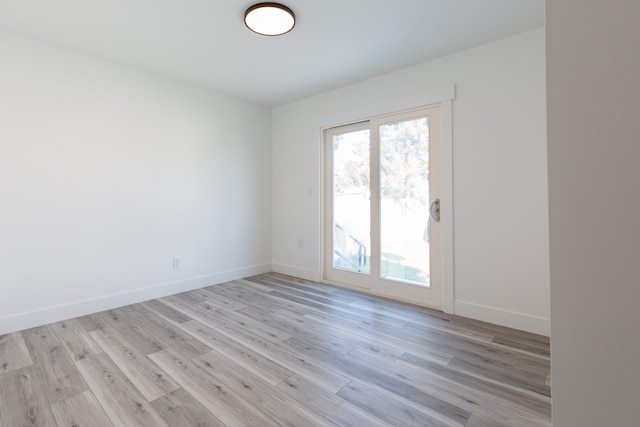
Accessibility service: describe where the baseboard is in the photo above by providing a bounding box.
[271,262,317,282]
[454,300,550,336]
[0,263,271,335]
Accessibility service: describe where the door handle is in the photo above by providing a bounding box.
[430,199,440,222]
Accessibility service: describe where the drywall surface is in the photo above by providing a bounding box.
[272,28,549,334]
[547,1,640,425]
[0,31,272,334]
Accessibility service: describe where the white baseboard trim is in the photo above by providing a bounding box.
[454,300,550,337]
[0,263,271,335]
[271,262,316,282]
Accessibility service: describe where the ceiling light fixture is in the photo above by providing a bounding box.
[244,3,295,36]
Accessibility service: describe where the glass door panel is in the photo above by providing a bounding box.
[379,117,430,286]
[331,127,371,274]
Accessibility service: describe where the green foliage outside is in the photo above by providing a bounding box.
[333,118,429,213]
[380,118,429,213]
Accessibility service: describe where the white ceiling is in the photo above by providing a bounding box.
[0,1,543,106]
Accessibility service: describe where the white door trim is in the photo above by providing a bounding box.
[440,99,454,314]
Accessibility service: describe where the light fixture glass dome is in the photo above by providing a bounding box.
[245,3,295,36]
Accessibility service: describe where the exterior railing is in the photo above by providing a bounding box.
[334,223,367,272]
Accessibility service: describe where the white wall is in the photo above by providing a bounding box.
[0,31,272,334]
[272,28,550,335]
[547,2,640,425]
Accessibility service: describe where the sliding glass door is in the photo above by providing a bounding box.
[324,106,442,308]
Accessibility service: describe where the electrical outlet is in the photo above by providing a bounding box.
[297,239,305,248]
[172,257,181,269]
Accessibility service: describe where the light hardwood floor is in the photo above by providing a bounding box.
[0,273,551,426]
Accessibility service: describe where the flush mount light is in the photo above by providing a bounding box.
[244,3,295,36]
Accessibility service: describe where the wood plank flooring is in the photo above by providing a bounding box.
[0,273,551,426]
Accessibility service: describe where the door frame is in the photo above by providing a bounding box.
[323,107,442,308]
[312,85,455,313]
